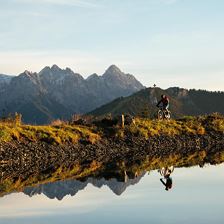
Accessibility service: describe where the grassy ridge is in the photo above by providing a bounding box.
[89,87,224,118]
[0,122,100,144]
[0,113,223,144]
[125,114,224,139]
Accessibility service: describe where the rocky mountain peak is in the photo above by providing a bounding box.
[51,64,61,71]
[86,73,99,81]
[24,70,33,76]
[103,65,122,77]
[39,65,70,80]
[65,67,73,73]
[39,65,64,76]
[39,66,51,74]
[39,65,81,79]
[18,70,38,81]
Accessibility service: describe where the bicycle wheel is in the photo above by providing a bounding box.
[164,111,171,120]
[159,167,166,176]
[157,110,163,120]
[168,166,174,173]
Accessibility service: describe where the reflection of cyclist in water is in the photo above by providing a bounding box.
[159,167,174,191]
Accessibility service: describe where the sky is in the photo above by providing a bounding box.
[0,0,224,90]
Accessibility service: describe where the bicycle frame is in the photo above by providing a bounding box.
[157,107,171,120]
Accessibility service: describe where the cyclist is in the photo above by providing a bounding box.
[157,94,169,112]
[160,176,172,191]
[159,167,173,191]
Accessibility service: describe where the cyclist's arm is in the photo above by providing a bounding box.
[160,178,166,186]
[157,100,162,107]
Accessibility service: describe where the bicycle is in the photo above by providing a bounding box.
[157,106,171,120]
[159,166,174,177]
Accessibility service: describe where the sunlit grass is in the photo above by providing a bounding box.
[0,113,223,143]
[0,123,100,144]
[124,113,223,139]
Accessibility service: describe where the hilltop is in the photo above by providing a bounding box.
[89,87,224,118]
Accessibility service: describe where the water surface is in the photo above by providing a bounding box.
[0,163,224,224]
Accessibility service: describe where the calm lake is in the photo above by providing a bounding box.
[0,163,224,224]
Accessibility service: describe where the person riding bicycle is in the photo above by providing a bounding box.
[160,175,172,191]
[159,167,173,191]
[157,95,169,112]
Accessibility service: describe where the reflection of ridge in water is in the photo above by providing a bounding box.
[23,171,146,200]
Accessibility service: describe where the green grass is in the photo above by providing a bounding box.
[124,113,224,139]
[0,114,223,143]
[0,122,100,144]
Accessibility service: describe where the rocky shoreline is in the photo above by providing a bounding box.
[1,131,224,182]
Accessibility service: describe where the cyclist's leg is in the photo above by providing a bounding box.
[163,105,170,119]
[164,104,169,112]
[162,105,168,118]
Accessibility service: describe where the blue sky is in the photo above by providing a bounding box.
[0,0,224,90]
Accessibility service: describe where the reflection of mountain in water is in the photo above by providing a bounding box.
[23,172,146,200]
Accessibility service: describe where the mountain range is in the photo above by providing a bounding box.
[23,172,146,200]
[0,65,144,124]
[89,87,224,118]
[1,65,223,124]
